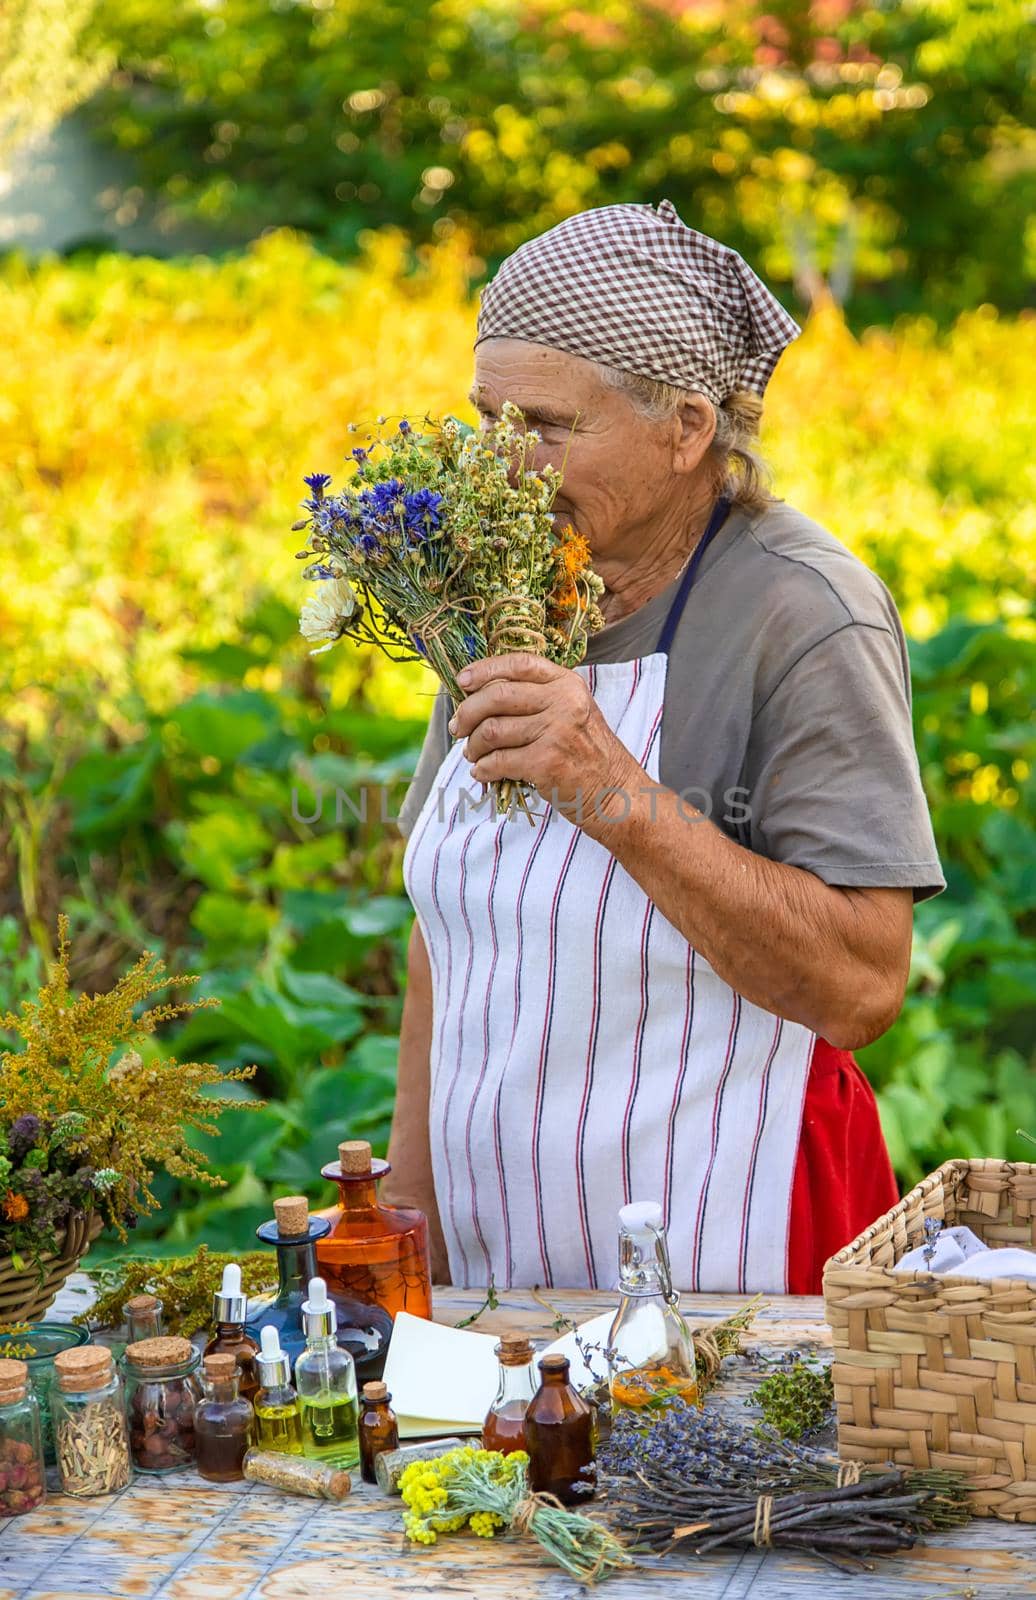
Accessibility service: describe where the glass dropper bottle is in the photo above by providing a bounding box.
[253,1326,303,1455]
[294,1277,359,1470]
[205,1264,260,1405]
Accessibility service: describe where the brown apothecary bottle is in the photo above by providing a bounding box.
[358,1380,399,1484]
[203,1264,260,1404]
[314,1140,432,1322]
[524,1353,594,1506]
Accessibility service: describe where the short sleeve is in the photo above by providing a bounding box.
[744,621,945,900]
[397,692,452,838]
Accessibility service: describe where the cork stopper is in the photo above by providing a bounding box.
[338,1140,372,1175]
[54,1345,113,1393]
[0,1357,28,1402]
[362,1381,389,1403]
[274,1194,310,1237]
[538,1353,570,1375]
[327,1469,352,1500]
[125,1293,160,1315]
[203,1352,237,1380]
[125,1336,193,1370]
[496,1335,534,1368]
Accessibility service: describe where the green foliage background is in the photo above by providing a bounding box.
[85,0,1035,324]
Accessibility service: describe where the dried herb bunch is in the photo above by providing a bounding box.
[81,1247,275,1338]
[597,1403,971,1573]
[750,1357,834,1440]
[0,918,259,1270]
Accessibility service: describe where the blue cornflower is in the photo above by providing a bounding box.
[355,532,381,555]
[304,472,332,496]
[412,633,427,656]
[398,419,411,434]
[462,632,479,660]
[371,477,406,512]
[308,563,338,580]
[403,487,443,538]
[351,447,368,463]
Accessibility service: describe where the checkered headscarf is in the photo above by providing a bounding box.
[475,199,800,406]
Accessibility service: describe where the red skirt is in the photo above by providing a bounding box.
[786,1038,899,1295]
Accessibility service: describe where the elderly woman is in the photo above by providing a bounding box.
[386,199,943,1294]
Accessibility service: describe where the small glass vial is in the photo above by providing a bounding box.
[314,1139,433,1321]
[524,1354,594,1506]
[0,1358,46,1517]
[124,1293,164,1343]
[205,1264,260,1404]
[482,1335,537,1456]
[254,1325,303,1455]
[123,1336,203,1474]
[358,1381,398,1484]
[607,1201,699,1412]
[295,1277,359,1470]
[195,1352,255,1483]
[52,1346,131,1496]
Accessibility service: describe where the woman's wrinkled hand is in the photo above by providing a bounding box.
[448,652,640,817]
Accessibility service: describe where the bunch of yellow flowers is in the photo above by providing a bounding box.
[398,1443,631,1583]
[399,1445,527,1544]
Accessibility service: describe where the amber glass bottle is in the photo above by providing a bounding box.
[358,1381,399,1484]
[195,1353,254,1483]
[204,1264,260,1405]
[524,1354,594,1506]
[314,1140,432,1321]
[482,1336,537,1456]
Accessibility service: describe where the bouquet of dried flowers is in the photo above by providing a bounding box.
[399,1445,630,1584]
[292,406,604,814]
[0,917,259,1277]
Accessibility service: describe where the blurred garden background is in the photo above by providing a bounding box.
[0,0,1033,1262]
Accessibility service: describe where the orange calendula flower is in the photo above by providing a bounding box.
[559,524,592,578]
[3,1192,30,1223]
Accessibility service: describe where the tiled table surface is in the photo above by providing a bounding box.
[2,1280,1034,1600]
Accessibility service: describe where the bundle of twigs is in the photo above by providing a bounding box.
[596,1404,971,1574]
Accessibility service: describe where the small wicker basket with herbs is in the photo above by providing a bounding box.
[0,917,258,1324]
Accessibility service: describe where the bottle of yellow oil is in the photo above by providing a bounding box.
[253,1326,303,1454]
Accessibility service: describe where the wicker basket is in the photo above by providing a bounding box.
[0,1211,103,1324]
[824,1159,1036,1522]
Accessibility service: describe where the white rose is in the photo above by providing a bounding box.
[299,577,359,655]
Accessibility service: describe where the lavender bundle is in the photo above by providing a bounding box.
[596,1404,971,1574]
[293,406,604,815]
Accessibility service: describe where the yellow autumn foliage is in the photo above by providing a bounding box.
[0,230,1032,742]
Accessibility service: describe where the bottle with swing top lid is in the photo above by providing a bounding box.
[606,1201,699,1412]
[313,1140,432,1321]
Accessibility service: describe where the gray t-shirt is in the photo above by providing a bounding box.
[397,499,945,901]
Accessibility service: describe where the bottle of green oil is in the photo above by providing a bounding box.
[253,1326,303,1454]
[294,1277,359,1470]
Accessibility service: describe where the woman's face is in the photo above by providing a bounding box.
[469,338,714,570]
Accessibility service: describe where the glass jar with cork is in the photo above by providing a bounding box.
[314,1139,432,1322]
[52,1346,131,1497]
[195,1351,255,1482]
[247,1194,391,1381]
[0,1358,46,1517]
[482,1335,537,1456]
[123,1336,202,1474]
[124,1293,164,1344]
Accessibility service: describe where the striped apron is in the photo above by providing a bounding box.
[402,502,816,1292]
